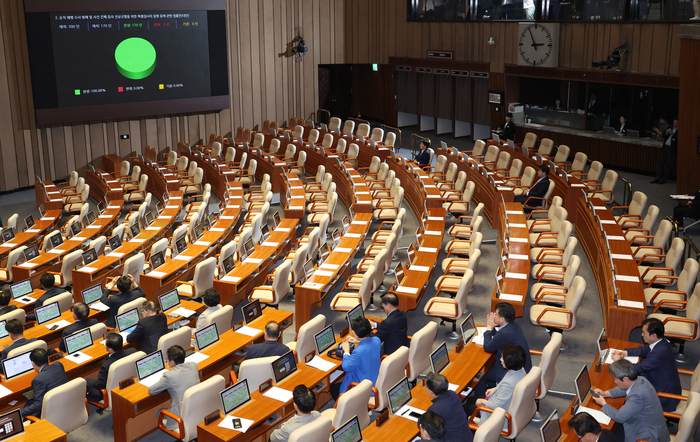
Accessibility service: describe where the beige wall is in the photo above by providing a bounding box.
[0,0,344,192]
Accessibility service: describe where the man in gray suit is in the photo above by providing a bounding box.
[269,385,320,442]
[592,359,670,442]
[148,345,200,430]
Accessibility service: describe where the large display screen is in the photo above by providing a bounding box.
[25,0,228,125]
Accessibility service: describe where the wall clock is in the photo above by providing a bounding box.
[517,23,560,68]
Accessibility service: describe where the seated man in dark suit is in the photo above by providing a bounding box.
[568,412,617,442]
[0,290,18,317]
[126,301,168,355]
[22,348,69,417]
[370,293,409,356]
[611,318,681,412]
[415,140,432,166]
[101,274,147,328]
[425,373,472,442]
[86,332,136,402]
[417,412,447,442]
[58,302,98,353]
[0,319,38,374]
[243,321,288,361]
[513,164,550,207]
[26,273,67,322]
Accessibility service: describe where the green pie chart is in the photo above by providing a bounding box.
[115,38,156,80]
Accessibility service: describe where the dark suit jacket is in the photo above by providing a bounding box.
[58,318,98,352]
[0,305,17,317]
[243,340,289,361]
[588,100,602,116]
[416,149,431,166]
[101,286,147,328]
[22,362,69,417]
[35,287,67,310]
[0,337,38,375]
[597,429,617,442]
[373,309,409,356]
[426,391,473,442]
[501,121,516,142]
[126,313,168,355]
[483,321,532,382]
[86,348,137,391]
[663,128,679,151]
[615,123,627,136]
[626,339,681,412]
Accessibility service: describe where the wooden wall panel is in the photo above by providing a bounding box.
[677,38,700,194]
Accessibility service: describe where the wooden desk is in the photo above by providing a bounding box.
[0,211,61,259]
[15,419,67,442]
[576,198,646,341]
[102,154,125,176]
[132,159,180,198]
[34,181,63,211]
[0,309,108,350]
[490,202,531,318]
[179,149,240,202]
[86,170,123,202]
[222,140,288,195]
[111,308,293,442]
[281,174,306,220]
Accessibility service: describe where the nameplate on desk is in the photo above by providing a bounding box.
[409,265,430,272]
[509,254,529,260]
[593,206,607,210]
[509,237,527,243]
[108,204,121,208]
[210,227,225,232]
[194,241,211,246]
[18,262,38,268]
[314,270,334,277]
[617,299,645,309]
[611,254,634,260]
[261,241,279,247]
[428,216,444,221]
[147,271,166,278]
[166,180,178,183]
[129,238,146,243]
[426,194,441,198]
[600,220,616,225]
[235,326,261,337]
[174,255,193,261]
[98,215,112,219]
[80,267,98,273]
[395,286,419,294]
[356,191,370,195]
[26,229,40,233]
[289,206,304,210]
[146,226,160,231]
[507,273,528,280]
[290,195,304,199]
[170,196,182,199]
[418,247,437,253]
[73,237,87,241]
[351,220,368,225]
[505,210,520,215]
[499,293,523,302]
[221,276,242,283]
[302,281,325,290]
[47,191,60,195]
[509,223,527,228]
[157,215,170,220]
[606,235,626,241]
[423,231,442,236]
[166,205,179,209]
[320,263,340,270]
[571,183,586,187]
[424,184,437,188]
[106,180,118,183]
[48,249,65,254]
[615,275,640,283]
[334,247,351,253]
[49,199,61,202]
[107,252,125,258]
[40,217,53,221]
[243,258,263,264]
[291,186,303,189]
[497,186,512,191]
[85,225,101,229]
[223,171,235,174]
[220,216,235,220]
[119,377,135,389]
[1,243,17,247]
[345,233,361,238]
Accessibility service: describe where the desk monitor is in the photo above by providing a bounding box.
[393,262,405,288]
[35,302,60,325]
[203,215,211,231]
[208,213,217,227]
[597,328,610,361]
[162,192,169,204]
[116,308,140,334]
[242,299,262,325]
[602,126,615,134]
[540,410,562,442]
[49,233,63,249]
[387,377,413,416]
[85,211,96,226]
[2,350,34,380]
[430,343,450,374]
[82,248,98,266]
[193,223,204,241]
[129,223,140,240]
[24,215,34,230]
[341,216,350,234]
[0,409,25,441]
[507,139,515,150]
[244,238,255,259]
[39,204,45,218]
[135,351,165,381]
[10,280,33,300]
[0,321,7,340]
[492,133,500,144]
[2,227,15,242]
[303,259,315,279]
[574,365,592,404]
[331,228,341,247]
[331,416,363,442]
[273,212,281,228]
[150,250,165,270]
[260,224,270,242]
[346,304,365,330]
[220,379,251,415]
[195,323,220,351]
[460,313,477,345]
[145,211,154,227]
[70,222,82,238]
[221,253,235,274]
[82,284,103,307]
[158,289,180,313]
[271,350,297,383]
[107,234,121,251]
[97,201,105,215]
[156,202,164,216]
[319,243,330,263]
[314,324,335,355]
[63,328,93,355]
[174,236,188,256]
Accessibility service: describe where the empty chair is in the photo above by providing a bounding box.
[321,379,374,430]
[249,260,291,308]
[342,120,355,135]
[176,257,216,299]
[530,252,580,302]
[533,332,562,420]
[373,346,410,411]
[370,127,384,142]
[48,250,83,288]
[587,169,618,204]
[344,143,359,167]
[308,191,338,224]
[637,237,684,285]
[424,269,474,338]
[531,239,579,279]
[537,138,554,157]
[64,183,89,212]
[356,123,370,139]
[0,245,27,283]
[473,407,507,442]
[576,160,604,185]
[268,138,281,155]
[407,322,438,382]
[568,151,588,172]
[649,283,700,362]
[669,391,700,442]
[237,356,276,391]
[204,305,233,335]
[519,132,537,153]
[530,276,586,349]
[124,176,147,203]
[613,191,647,225]
[26,378,88,433]
[631,217,672,258]
[293,125,304,139]
[288,416,333,442]
[330,266,376,312]
[328,117,341,131]
[441,233,483,274]
[623,205,660,237]
[287,314,326,363]
[383,132,396,150]
[467,140,486,158]
[373,188,403,221]
[526,197,565,233]
[551,144,570,166]
[644,258,699,309]
[447,203,485,238]
[530,219,572,249]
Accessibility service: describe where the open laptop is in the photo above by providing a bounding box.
[331,416,363,442]
[314,324,335,356]
[220,379,251,415]
[460,313,477,345]
[149,250,165,271]
[318,243,330,264]
[574,365,592,403]
[596,328,611,362]
[346,304,365,330]
[158,289,180,314]
[82,284,107,310]
[24,215,34,230]
[540,410,562,442]
[244,238,255,259]
[38,204,45,218]
[393,262,405,289]
[341,216,350,234]
[195,323,220,351]
[331,228,341,248]
[242,299,262,325]
[430,343,450,374]
[35,302,61,326]
[2,350,34,380]
[10,280,34,302]
[0,409,25,441]
[192,223,204,242]
[82,248,98,266]
[271,350,298,383]
[387,377,421,418]
[135,350,166,382]
[260,224,270,242]
[116,308,140,335]
[273,212,281,228]
[63,328,93,356]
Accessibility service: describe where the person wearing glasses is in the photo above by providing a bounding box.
[568,412,616,442]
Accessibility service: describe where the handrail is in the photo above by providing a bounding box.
[316,109,331,125]
[685,236,700,261]
[380,124,402,152]
[617,174,633,207]
[347,117,370,127]
[409,134,431,160]
[664,215,680,239]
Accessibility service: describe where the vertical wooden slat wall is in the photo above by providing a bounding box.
[0,0,345,192]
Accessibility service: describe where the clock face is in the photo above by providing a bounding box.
[518,24,555,67]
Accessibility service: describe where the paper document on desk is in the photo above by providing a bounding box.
[263,387,294,403]
[345,233,361,238]
[18,263,38,268]
[395,405,426,422]
[472,327,489,346]
[89,302,109,312]
[603,350,640,365]
[235,326,261,337]
[0,385,12,399]
[615,275,639,283]
[139,369,166,387]
[306,356,336,372]
[671,194,695,200]
[14,297,35,305]
[170,307,196,318]
[65,351,93,364]
[576,406,611,425]
[80,267,98,273]
[186,352,210,364]
[219,416,255,432]
[45,320,71,330]
[314,270,334,277]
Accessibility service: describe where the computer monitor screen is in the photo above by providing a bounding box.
[158,289,180,313]
[460,314,477,345]
[271,350,297,383]
[63,328,93,355]
[145,212,154,226]
[116,308,140,334]
[24,215,34,229]
[174,236,187,256]
[274,212,281,227]
[220,379,251,415]
[540,410,562,442]
[49,233,63,249]
[209,212,217,226]
[150,250,165,270]
[331,228,340,245]
[597,328,609,356]
[97,201,105,215]
[195,323,220,351]
[39,204,45,217]
[394,262,405,287]
[194,223,204,241]
[1,229,13,242]
[82,248,98,266]
[244,238,255,258]
[86,211,96,225]
[347,304,365,330]
[574,365,592,404]
[319,243,330,262]
[129,223,140,239]
[331,416,363,442]
[2,350,34,380]
[0,321,7,340]
[156,202,163,216]
[107,234,121,251]
[222,253,235,274]
[430,343,450,374]
[23,245,39,262]
[314,324,335,355]
[82,284,103,306]
[260,224,270,241]
[0,409,25,442]
[70,222,82,237]
[387,377,412,415]
[304,259,315,278]
[241,299,262,325]
[10,280,33,299]
[135,351,165,380]
[36,302,61,325]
